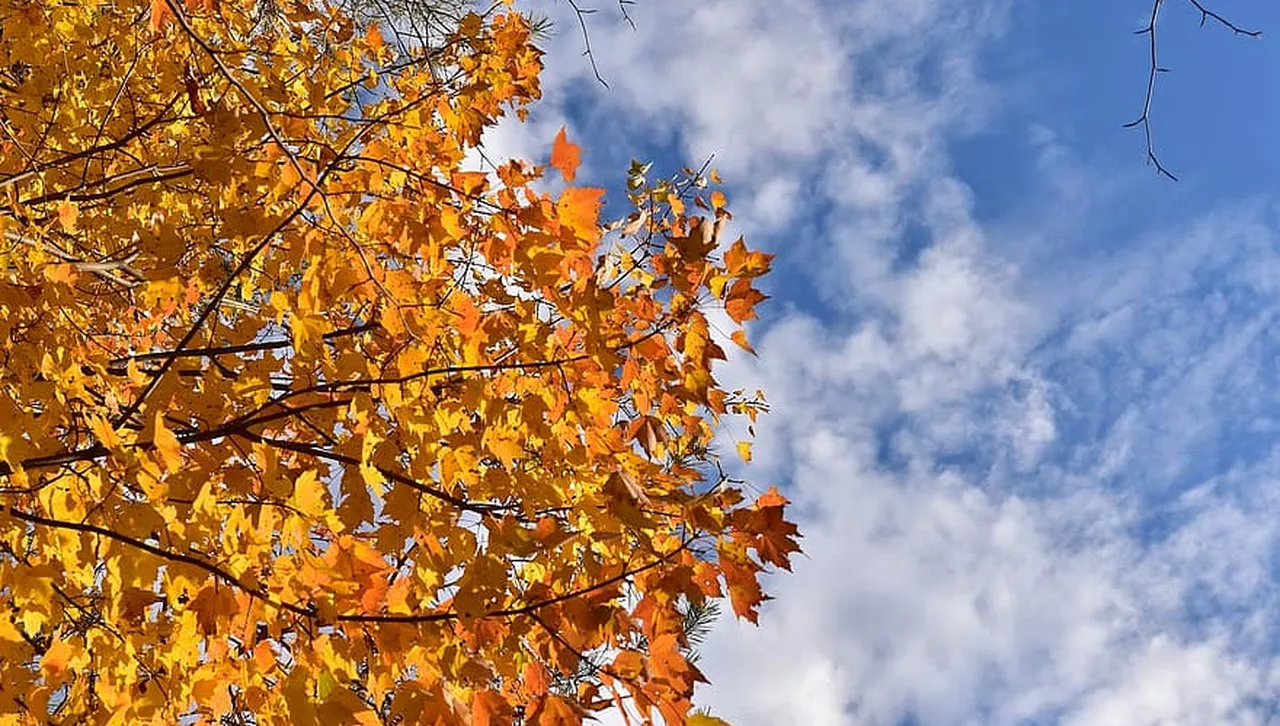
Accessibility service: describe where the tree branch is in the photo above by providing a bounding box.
[8,505,695,626]
[1128,0,1261,180]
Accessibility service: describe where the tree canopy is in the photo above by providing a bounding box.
[0,1,798,724]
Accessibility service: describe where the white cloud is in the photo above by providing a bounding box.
[483,0,1280,724]
[1062,637,1262,726]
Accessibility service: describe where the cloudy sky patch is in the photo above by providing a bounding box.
[487,0,1280,722]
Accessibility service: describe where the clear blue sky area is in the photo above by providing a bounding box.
[969,1,1280,212]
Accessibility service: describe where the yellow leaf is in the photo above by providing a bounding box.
[292,469,327,518]
[20,609,46,636]
[736,441,752,463]
[88,416,122,454]
[152,411,183,472]
[484,428,523,469]
[317,671,338,700]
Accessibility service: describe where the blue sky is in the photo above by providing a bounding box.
[482,0,1280,723]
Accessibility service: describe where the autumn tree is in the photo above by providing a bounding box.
[0,1,798,725]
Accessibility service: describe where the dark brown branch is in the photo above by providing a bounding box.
[0,353,575,487]
[1128,0,1261,180]
[8,506,694,626]
[332,538,693,624]
[565,0,610,88]
[0,96,181,191]
[1186,0,1261,36]
[105,322,377,372]
[271,353,582,399]
[232,430,511,517]
[6,505,315,618]
[0,398,353,490]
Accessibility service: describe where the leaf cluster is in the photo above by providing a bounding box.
[0,1,798,724]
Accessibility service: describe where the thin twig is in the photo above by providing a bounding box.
[9,503,695,626]
[1127,0,1261,180]
[564,0,609,87]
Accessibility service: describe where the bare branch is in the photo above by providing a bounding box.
[1186,0,1262,36]
[565,0,609,87]
[1128,0,1261,180]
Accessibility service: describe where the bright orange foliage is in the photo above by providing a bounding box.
[0,1,798,724]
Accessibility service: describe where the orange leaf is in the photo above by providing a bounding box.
[721,557,766,624]
[56,202,78,232]
[539,695,580,725]
[750,488,802,570]
[42,264,79,286]
[630,416,666,457]
[522,661,552,696]
[607,470,650,506]
[550,126,581,183]
[556,187,605,242]
[41,637,74,678]
[473,690,512,726]
[723,238,773,278]
[150,0,174,30]
[724,279,768,324]
[730,329,757,355]
[611,650,644,680]
[756,487,788,509]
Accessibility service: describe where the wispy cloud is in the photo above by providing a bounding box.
[486,0,1280,723]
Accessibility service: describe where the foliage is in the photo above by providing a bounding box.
[0,1,799,724]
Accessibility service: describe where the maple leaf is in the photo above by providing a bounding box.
[56,202,78,232]
[550,126,582,183]
[291,469,328,518]
[149,0,174,31]
[730,329,757,355]
[557,187,606,241]
[40,637,75,678]
[473,690,513,726]
[152,411,183,472]
[724,279,769,323]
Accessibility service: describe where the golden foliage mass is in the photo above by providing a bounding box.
[0,1,797,724]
